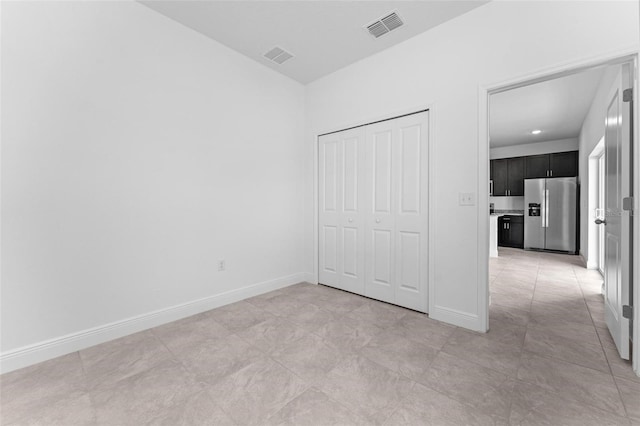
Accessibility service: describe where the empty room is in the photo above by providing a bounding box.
[1,1,639,425]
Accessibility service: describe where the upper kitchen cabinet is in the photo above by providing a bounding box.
[525,154,549,178]
[549,151,578,177]
[525,151,578,178]
[491,157,524,196]
[507,157,525,196]
[491,159,508,196]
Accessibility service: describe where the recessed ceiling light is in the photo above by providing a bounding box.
[531,129,542,135]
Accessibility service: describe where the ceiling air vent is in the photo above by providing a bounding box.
[263,46,294,65]
[366,11,404,39]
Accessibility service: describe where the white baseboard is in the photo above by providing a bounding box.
[579,252,598,269]
[0,273,306,374]
[429,305,483,332]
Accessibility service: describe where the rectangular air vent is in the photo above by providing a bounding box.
[263,46,294,65]
[366,11,404,39]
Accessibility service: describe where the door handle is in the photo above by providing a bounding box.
[348,218,353,223]
[544,190,549,228]
[595,219,606,225]
[376,219,381,223]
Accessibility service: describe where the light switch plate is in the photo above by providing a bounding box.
[459,192,475,206]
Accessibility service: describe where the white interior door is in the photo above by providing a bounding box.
[392,114,429,312]
[364,122,396,304]
[365,111,429,312]
[318,128,366,294]
[603,66,632,360]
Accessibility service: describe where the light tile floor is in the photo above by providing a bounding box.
[1,248,639,425]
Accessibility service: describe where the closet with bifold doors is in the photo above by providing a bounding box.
[318,111,429,313]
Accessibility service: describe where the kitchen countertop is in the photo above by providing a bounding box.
[491,210,524,216]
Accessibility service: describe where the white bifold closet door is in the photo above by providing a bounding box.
[319,111,429,313]
[318,127,366,295]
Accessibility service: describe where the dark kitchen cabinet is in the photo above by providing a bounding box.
[507,157,525,196]
[490,158,524,196]
[525,154,550,178]
[525,151,578,179]
[550,151,578,177]
[498,215,524,248]
[491,159,508,196]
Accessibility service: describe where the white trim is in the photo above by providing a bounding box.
[478,46,640,374]
[580,253,598,270]
[430,305,482,332]
[632,56,640,377]
[587,138,605,271]
[0,273,306,374]
[477,84,490,333]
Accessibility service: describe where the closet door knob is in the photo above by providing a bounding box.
[348,218,353,223]
[376,219,381,223]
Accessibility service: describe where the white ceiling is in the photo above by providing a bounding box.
[140,1,489,84]
[489,67,606,148]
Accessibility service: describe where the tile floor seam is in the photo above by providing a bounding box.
[262,380,316,424]
[408,372,512,424]
[303,384,379,425]
[518,347,618,378]
[377,380,417,425]
[610,366,634,420]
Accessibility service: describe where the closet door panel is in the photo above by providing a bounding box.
[338,128,366,293]
[398,231,420,291]
[318,128,365,294]
[318,136,341,286]
[400,125,421,215]
[394,113,429,312]
[343,136,359,212]
[365,124,395,304]
[321,140,339,213]
[374,131,393,214]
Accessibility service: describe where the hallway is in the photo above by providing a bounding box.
[490,248,639,423]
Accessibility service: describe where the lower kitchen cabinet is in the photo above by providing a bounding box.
[498,215,524,249]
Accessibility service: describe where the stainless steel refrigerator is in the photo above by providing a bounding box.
[524,177,577,253]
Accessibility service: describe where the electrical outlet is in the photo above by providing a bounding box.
[459,192,475,206]
[218,259,226,272]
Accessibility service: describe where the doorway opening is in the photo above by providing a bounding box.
[484,56,637,376]
[588,137,606,276]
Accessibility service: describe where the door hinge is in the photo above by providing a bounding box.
[622,305,633,319]
[623,88,633,102]
[622,197,634,212]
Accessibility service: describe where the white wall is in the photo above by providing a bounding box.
[579,65,622,266]
[1,1,306,367]
[490,138,579,159]
[305,1,639,330]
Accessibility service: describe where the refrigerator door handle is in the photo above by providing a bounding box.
[544,189,550,228]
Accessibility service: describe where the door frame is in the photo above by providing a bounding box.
[312,104,436,313]
[478,49,640,376]
[587,137,605,272]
